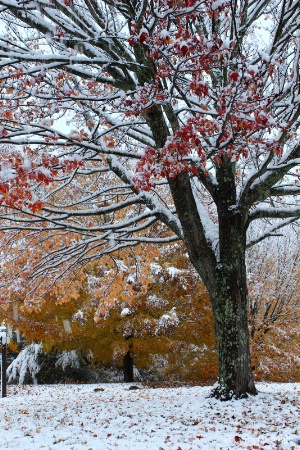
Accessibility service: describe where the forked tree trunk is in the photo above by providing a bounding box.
[169,172,258,399]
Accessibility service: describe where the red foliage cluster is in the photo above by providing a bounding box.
[120,82,169,117]
[123,3,288,191]
[133,91,284,190]
[0,154,60,211]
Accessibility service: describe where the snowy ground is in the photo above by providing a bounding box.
[0,383,299,449]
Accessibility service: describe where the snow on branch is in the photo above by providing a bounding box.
[0,0,298,287]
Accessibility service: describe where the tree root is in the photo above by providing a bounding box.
[209,383,257,401]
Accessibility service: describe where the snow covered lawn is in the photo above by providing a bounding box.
[0,383,299,449]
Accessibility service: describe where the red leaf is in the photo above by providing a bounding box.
[180,44,189,56]
[139,31,148,44]
[230,72,239,82]
[234,435,243,442]
[4,110,13,120]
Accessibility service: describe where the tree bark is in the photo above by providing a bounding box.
[208,164,258,399]
[169,171,257,399]
[209,261,257,399]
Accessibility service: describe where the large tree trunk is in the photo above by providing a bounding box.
[169,171,258,399]
[207,168,258,399]
[209,261,257,399]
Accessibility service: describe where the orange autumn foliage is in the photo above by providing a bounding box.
[1,233,300,383]
[1,243,217,382]
[248,236,300,382]
[95,243,218,383]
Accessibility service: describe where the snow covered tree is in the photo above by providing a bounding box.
[248,231,300,343]
[0,0,299,398]
[247,230,300,382]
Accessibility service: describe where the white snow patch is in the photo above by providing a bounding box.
[120,307,131,317]
[0,383,299,449]
[146,294,168,309]
[72,309,85,322]
[156,307,179,332]
[166,266,182,277]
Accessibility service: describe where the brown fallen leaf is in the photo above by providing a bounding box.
[234,435,243,442]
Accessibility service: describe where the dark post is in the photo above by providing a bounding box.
[1,342,6,398]
[0,323,7,398]
[123,351,134,382]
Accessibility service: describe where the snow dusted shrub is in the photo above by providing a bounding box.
[55,350,80,371]
[7,345,90,384]
[7,343,42,384]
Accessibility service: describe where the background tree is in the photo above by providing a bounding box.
[5,234,300,385]
[0,0,298,398]
[4,243,217,383]
[94,243,217,383]
[247,230,300,382]
[3,229,300,385]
